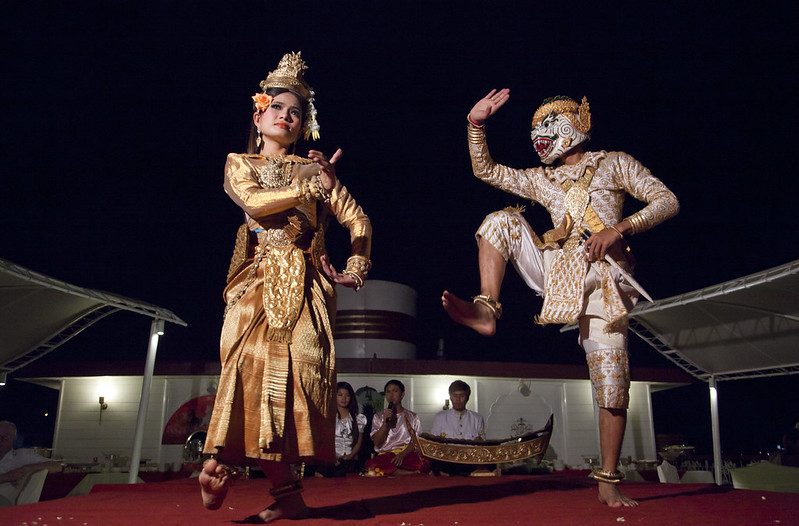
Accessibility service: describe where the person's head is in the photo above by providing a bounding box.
[336,381,359,417]
[384,379,406,405]
[530,96,591,165]
[448,380,471,412]
[0,421,17,457]
[248,51,321,154]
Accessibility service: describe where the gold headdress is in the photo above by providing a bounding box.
[531,96,591,134]
[256,51,320,140]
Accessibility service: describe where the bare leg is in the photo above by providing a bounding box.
[597,408,638,507]
[442,238,506,336]
[257,460,309,523]
[199,458,231,510]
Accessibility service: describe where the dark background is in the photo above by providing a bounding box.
[2,2,797,456]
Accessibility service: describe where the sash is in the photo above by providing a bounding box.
[536,166,628,330]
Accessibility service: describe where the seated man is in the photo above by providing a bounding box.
[0,421,62,506]
[429,380,491,476]
[365,380,430,476]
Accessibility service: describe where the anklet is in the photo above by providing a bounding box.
[592,469,625,484]
[472,294,503,319]
[269,480,303,499]
[203,458,240,479]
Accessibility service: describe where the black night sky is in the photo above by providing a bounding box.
[2,2,797,455]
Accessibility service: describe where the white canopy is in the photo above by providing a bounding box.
[0,258,186,373]
[628,259,799,382]
[0,257,186,483]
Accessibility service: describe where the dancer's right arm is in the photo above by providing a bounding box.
[223,153,305,218]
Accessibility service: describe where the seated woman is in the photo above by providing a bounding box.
[365,380,430,476]
[315,382,366,477]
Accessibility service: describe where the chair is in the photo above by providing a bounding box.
[15,469,48,505]
[656,460,680,483]
[681,470,715,483]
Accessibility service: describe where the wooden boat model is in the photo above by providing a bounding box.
[407,414,554,465]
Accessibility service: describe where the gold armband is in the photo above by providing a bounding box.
[623,213,648,235]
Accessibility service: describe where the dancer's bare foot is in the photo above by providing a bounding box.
[257,493,309,523]
[199,458,232,510]
[597,481,638,507]
[441,290,496,336]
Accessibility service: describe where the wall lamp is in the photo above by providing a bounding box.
[99,396,108,424]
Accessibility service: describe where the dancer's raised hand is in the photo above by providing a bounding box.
[468,88,510,125]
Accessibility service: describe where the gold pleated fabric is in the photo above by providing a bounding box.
[204,152,371,466]
[204,256,337,464]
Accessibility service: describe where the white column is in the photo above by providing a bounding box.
[709,377,722,486]
[128,318,164,484]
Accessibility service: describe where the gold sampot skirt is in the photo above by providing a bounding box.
[204,255,337,464]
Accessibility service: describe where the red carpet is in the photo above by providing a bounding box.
[1,472,797,525]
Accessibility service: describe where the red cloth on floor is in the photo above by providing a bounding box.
[365,451,430,475]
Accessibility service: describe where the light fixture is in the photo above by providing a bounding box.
[0,372,7,386]
[99,396,108,424]
[154,319,165,336]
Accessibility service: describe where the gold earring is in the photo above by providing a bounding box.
[256,132,262,148]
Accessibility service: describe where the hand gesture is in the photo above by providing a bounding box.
[584,228,621,262]
[320,255,359,289]
[308,148,342,192]
[468,88,510,125]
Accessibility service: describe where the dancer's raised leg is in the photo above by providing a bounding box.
[442,238,505,336]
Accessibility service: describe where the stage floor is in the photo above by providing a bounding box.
[1,471,797,525]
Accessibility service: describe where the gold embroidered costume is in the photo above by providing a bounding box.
[204,152,372,463]
[468,123,678,408]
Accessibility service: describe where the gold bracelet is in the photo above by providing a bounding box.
[346,255,372,276]
[467,114,485,128]
[343,269,364,291]
[295,180,313,202]
[609,225,623,240]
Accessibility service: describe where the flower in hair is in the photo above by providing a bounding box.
[252,93,273,112]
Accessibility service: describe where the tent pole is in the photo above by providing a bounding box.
[709,376,722,485]
[128,318,164,484]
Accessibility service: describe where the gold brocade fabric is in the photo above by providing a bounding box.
[206,259,337,463]
[204,152,372,464]
[536,247,587,325]
[262,243,306,343]
[586,347,630,409]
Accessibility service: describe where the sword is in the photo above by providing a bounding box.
[581,230,654,302]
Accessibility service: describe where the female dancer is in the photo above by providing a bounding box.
[199,51,372,522]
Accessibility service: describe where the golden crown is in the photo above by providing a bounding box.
[532,96,591,134]
[259,51,312,101]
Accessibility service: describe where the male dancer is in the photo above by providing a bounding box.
[443,89,679,507]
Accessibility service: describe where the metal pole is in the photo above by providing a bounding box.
[709,377,722,485]
[128,318,164,484]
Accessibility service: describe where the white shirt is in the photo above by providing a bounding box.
[0,448,51,502]
[335,413,367,457]
[370,409,422,452]
[430,409,485,440]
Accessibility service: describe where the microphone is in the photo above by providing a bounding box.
[386,402,397,428]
